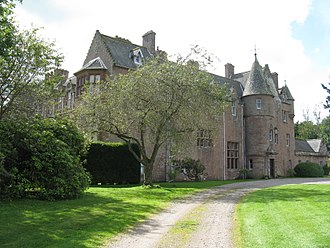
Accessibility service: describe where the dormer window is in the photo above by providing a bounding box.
[130,48,143,65]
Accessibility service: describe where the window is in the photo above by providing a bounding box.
[95,75,101,82]
[256,98,262,109]
[131,48,143,65]
[197,130,213,148]
[274,128,278,144]
[248,159,253,169]
[286,134,290,146]
[283,111,288,123]
[231,101,237,116]
[89,75,95,83]
[227,142,239,169]
[269,129,273,142]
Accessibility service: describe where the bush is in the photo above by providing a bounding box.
[172,158,206,181]
[323,165,330,175]
[0,117,90,200]
[85,142,140,184]
[294,162,324,177]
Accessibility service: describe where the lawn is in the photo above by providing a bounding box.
[0,180,241,248]
[236,184,330,248]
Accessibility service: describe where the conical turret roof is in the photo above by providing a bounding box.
[242,56,274,97]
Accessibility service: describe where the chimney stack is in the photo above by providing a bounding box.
[271,72,278,89]
[225,63,235,78]
[142,30,156,55]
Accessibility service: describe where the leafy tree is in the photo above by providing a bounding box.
[320,116,330,150]
[0,0,63,120]
[321,82,330,111]
[295,117,330,150]
[295,121,318,140]
[76,52,229,185]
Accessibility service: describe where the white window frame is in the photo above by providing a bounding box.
[286,133,290,146]
[274,128,279,144]
[283,111,288,123]
[231,101,237,116]
[256,98,262,109]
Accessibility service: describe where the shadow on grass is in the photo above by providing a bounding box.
[0,190,163,248]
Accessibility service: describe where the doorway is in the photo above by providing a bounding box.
[270,159,275,178]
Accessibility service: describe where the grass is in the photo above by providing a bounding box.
[236,184,330,248]
[0,180,243,248]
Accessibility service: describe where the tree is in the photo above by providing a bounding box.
[320,116,330,150]
[76,52,229,185]
[0,117,90,200]
[295,117,330,150]
[321,82,330,111]
[0,0,63,120]
[295,121,318,140]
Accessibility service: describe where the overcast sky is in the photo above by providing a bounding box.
[14,0,330,122]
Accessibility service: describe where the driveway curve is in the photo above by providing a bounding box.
[106,178,330,248]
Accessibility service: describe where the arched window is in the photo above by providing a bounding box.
[274,128,279,144]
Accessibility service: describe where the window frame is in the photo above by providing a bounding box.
[256,98,262,110]
[227,142,239,169]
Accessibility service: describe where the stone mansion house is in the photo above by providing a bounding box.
[54,30,328,181]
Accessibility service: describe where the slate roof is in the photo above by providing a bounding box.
[295,139,328,155]
[279,85,294,101]
[242,56,274,97]
[211,73,244,98]
[295,140,315,153]
[100,33,151,69]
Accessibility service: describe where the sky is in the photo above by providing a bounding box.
[13,0,330,122]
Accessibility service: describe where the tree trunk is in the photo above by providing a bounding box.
[143,161,154,185]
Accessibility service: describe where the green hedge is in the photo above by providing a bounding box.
[294,162,324,177]
[85,142,140,184]
[323,164,330,175]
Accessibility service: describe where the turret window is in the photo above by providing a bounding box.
[256,99,262,109]
[274,128,279,144]
[269,129,273,142]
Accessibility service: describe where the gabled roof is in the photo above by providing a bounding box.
[75,57,107,75]
[279,84,294,101]
[295,139,328,155]
[295,140,315,153]
[99,32,151,69]
[242,56,274,97]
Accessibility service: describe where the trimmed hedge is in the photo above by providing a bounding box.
[294,162,324,177]
[323,164,330,175]
[85,142,140,184]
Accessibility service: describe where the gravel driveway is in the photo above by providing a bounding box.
[106,178,330,248]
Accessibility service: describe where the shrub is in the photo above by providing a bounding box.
[0,117,90,200]
[239,169,253,179]
[323,164,330,175]
[85,142,140,184]
[172,158,206,181]
[294,162,324,177]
